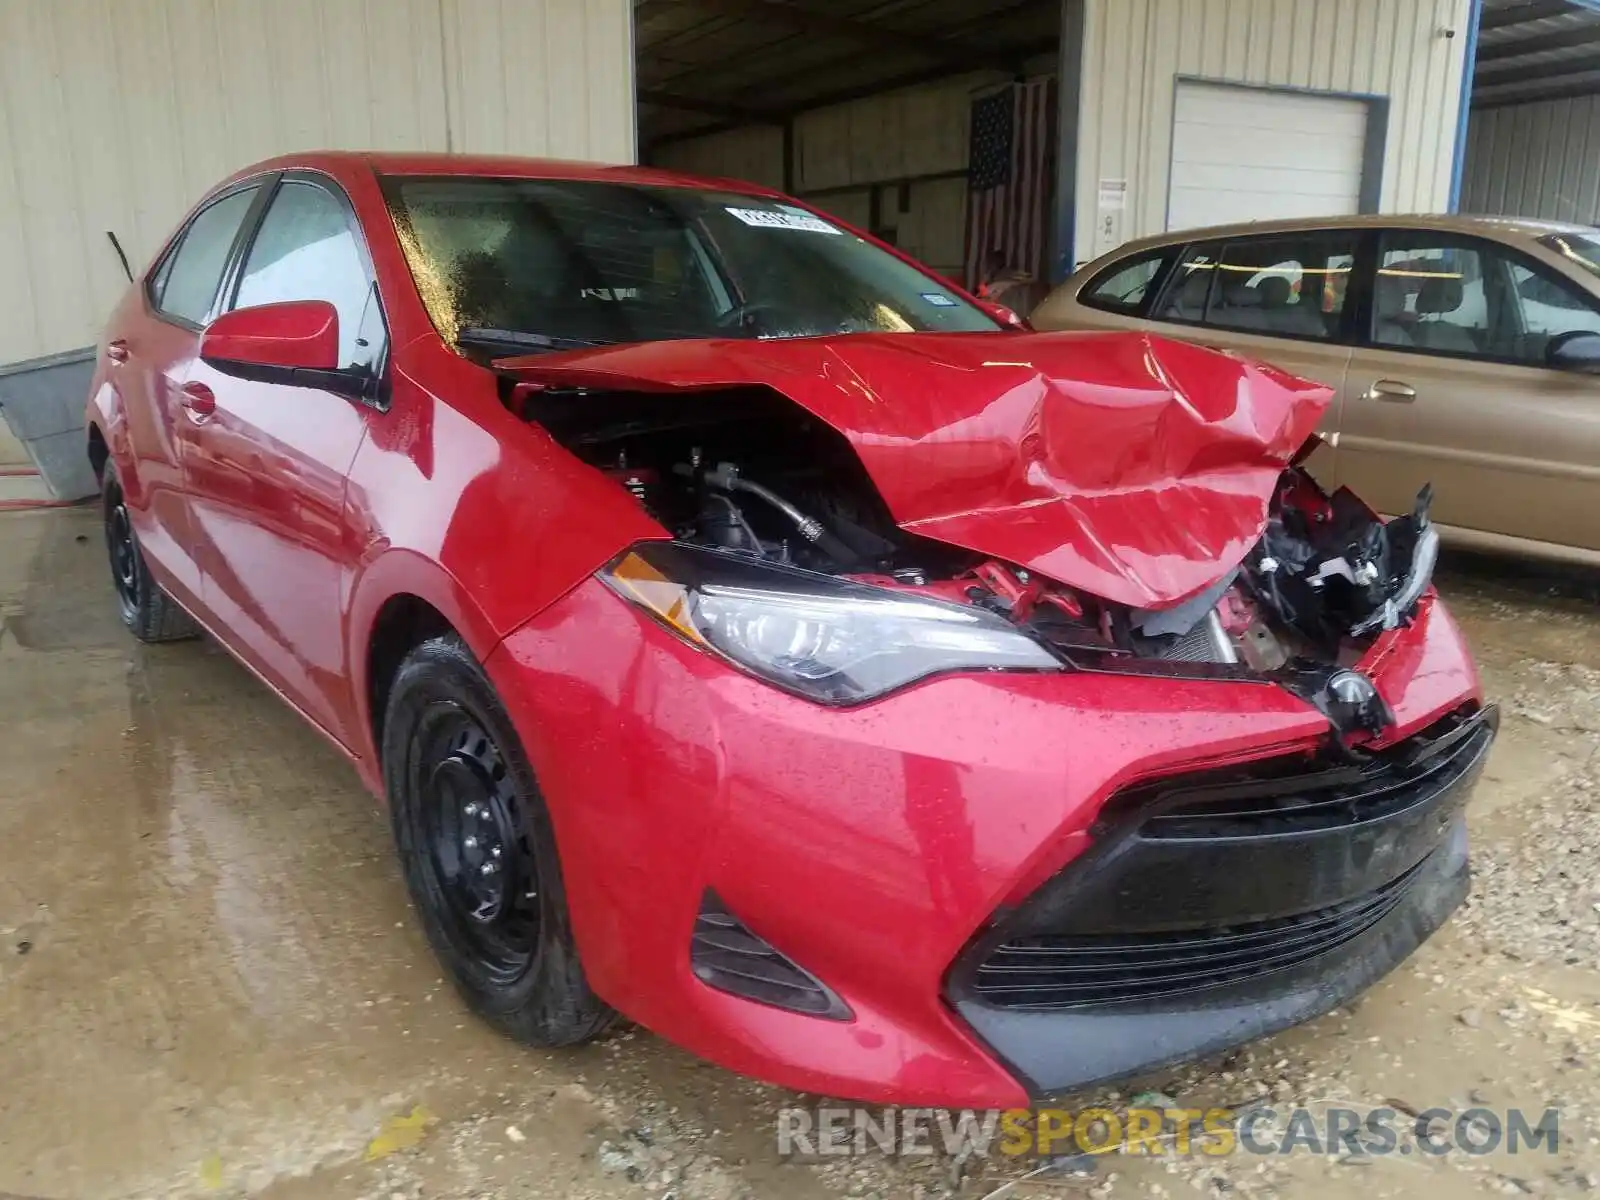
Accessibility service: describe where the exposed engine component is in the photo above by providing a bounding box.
[673,460,862,566]
[519,383,1436,703]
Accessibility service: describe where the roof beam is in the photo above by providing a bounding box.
[643,30,1062,152]
[1480,0,1576,30]
[1476,55,1600,86]
[768,38,1059,113]
[1478,22,1600,60]
[1474,75,1600,105]
[636,87,784,123]
[676,0,1024,72]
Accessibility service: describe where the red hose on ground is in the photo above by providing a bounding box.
[0,464,94,509]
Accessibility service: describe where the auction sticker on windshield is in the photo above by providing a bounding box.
[726,206,842,234]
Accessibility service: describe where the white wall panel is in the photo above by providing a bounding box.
[1463,96,1600,225]
[1076,0,1470,264]
[441,0,634,162]
[0,0,634,365]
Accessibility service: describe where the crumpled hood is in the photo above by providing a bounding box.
[500,331,1332,609]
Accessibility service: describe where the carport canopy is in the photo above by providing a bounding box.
[1475,0,1600,108]
[633,0,1060,161]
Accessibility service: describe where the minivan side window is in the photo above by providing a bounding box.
[1372,234,1600,365]
[233,181,385,372]
[1080,250,1174,315]
[1202,234,1356,341]
[151,187,261,326]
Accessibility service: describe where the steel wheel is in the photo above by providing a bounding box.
[105,482,139,620]
[413,703,541,985]
[384,633,615,1045]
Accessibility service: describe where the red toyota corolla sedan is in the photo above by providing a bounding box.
[86,152,1496,1108]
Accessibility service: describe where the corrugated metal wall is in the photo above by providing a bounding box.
[1462,96,1600,224]
[654,125,787,190]
[0,0,634,366]
[1075,0,1470,263]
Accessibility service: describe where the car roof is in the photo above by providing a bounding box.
[1106,212,1597,255]
[218,150,783,198]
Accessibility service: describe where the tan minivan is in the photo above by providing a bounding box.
[1031,216,1600,564]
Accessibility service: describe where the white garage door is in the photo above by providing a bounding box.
[1167,82,1370,232]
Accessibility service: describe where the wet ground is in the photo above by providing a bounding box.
[2,506,1597,1200]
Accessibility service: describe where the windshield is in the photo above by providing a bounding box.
[383,176,999,349]
[1539,231,1600,282]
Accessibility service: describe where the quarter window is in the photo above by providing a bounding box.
[152,187,260,326]
[234,181,382,370]
[1081,250,1173,315]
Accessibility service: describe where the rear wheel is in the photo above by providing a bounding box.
[102,462,199,643]
[383,634,615,1046]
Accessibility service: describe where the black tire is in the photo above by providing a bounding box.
[102,461,200,643]
[383,634,616,1046]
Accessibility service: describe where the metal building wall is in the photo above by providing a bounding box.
[0,0,635,367]
[1462,96,1600,223]
[1075,0,1471,265]
[653,126,788,190]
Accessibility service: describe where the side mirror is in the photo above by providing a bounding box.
[975,297,1029,330]
[1545,330,1600,374]
[201,299,345,386]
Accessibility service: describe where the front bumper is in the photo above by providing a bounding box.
[947,705,1494,1095]
[487,581,1489,1108]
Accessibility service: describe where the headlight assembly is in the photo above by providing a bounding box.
[599,542,1064,704]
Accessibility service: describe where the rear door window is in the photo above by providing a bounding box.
[151,187,261,326]
[1199,233,1357,341]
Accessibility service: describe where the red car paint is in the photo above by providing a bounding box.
[201,298,341,371]
[86,152,1487,1107]
[500,333,1332,609]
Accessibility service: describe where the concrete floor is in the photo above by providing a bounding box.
[2,506,1597,1200]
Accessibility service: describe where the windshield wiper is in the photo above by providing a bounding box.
[455,326,615,353]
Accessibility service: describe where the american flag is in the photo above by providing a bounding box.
[964,79,1058,290]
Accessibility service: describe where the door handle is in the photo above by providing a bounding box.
[105,339,130,364]
[180,381,216,418]
[1362,379,1416,403]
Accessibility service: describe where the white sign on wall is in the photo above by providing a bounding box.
[1095,178,1127,254]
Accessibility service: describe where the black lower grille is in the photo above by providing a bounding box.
[973,859,1424,1010]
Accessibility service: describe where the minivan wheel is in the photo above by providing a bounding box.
[383,634,616,1046]
[101,462,200,642]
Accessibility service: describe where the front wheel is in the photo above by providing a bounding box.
[382,634,615,1046]
[101,461,199,643]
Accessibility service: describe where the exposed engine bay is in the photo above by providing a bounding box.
[516,383,1438,727]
